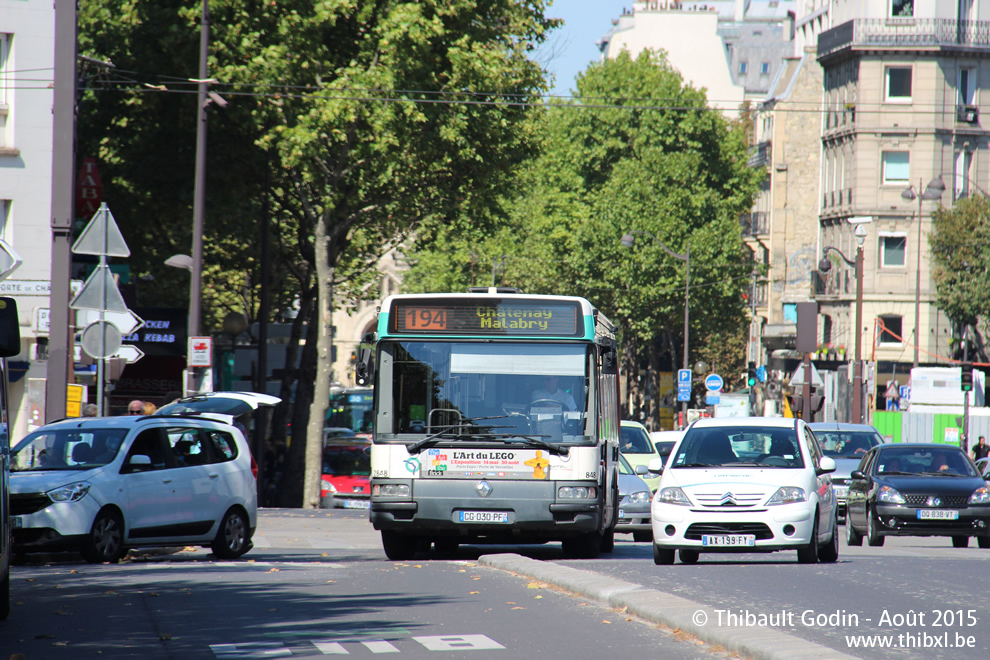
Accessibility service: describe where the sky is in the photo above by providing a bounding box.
[541,0,629,97]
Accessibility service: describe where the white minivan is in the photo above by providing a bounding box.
[650,417,838,565]
[9,401,269,563]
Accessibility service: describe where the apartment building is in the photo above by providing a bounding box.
[815,0,986,400]
[0,0,55,438]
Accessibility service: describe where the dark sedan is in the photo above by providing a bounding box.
[845,443,990,548]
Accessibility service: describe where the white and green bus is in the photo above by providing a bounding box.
[365,288,621,560]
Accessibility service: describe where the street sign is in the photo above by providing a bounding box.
[72,202,130,257]
[77,308,145,336]
[756,365,767,383]
[188,336,213,367]
[704,374,724,392]
[789,362,824,387]
[677,368,692,402]
[70,264,129,313]
[114,344,145,364]
[705,392,720,405]
[0,239,23,282]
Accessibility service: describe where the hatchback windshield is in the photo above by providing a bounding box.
[816,430,883,458]
[669,425,805,468]
[323,443,371,477]
[874,446,978,477]
[12,428,128,471]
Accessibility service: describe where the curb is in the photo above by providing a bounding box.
[477,553,860,660]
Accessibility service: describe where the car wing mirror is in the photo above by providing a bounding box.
[817,456,837,475]
[646,457,664,474]
[850,470,866,480]
[634,464,649,476]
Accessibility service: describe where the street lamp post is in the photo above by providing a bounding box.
[900,178,945,370]
[620,231,690,428]
[819,224,868,424]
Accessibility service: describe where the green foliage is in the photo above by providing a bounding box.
[930,196,990,329]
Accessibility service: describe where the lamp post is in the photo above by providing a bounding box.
[819,224,868,424]
[900,178,945,370]
[620,230,690,427]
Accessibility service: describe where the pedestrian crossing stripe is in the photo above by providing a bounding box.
[211,635,505,656]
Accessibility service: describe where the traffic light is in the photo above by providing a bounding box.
[961,362,974,392]
[747,361,757,388]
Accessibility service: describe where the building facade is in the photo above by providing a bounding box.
[815,0,985,403]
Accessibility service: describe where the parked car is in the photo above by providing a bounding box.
[320,437,372,509]
[8,400,271,563]
[651,417,838,565]
[649,430,684,467]
[844,443,990,548]
[615,453,653,542]
[620,420,662,492]
[808,422,886,522]
[977,456,989,479]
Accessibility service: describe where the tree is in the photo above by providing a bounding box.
[930,195,990,361]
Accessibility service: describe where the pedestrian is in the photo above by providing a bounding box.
[142,401,158,415]
[126,400,144,415]
[83,403,99,417]
[973,436,990,462]
[163,390,182,406]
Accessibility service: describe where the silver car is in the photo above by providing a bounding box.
[809,422,886,522]
[615,453,653,542]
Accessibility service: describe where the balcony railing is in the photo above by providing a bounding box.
[740,211,768,236]
[818,19,990,60]
[747,140,771,168]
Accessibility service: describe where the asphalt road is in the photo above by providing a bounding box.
[0,509,731,660]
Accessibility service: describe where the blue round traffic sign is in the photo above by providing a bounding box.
[704,374,724,392]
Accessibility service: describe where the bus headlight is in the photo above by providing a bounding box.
[558,486,597,499]
[373,484,410,497]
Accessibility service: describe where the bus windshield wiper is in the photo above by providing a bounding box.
[405,416,510,454]
[495,435,570,457]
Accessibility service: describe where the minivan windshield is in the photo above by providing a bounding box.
[12,428,128,471]
[669,425,805,469]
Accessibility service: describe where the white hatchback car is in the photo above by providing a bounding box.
[650,417,838,565]
[9,409,261,563]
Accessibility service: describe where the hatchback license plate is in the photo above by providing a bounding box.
[917,509,959,520]
[702,534,755,547]
[458,511,509,523]
[342,499,370,509]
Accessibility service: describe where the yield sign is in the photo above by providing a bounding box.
[114,345,145,364]
[70,264,129,313]
[72,202,130,257]
[76,308,145,336]
[790,362,824,387]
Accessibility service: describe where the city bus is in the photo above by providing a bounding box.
[365,288,620,560]
[0,297,22,619]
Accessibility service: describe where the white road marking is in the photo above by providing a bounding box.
[361,640,400,653]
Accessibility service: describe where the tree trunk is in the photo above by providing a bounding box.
[305,214,334,509]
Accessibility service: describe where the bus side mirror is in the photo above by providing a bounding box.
[355,333,375,387]
[0,298,21,357]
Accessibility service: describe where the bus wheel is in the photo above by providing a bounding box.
[433,539,459,557]
[381,531,419,561]
[600,528,615,554]
[561,531,602,559]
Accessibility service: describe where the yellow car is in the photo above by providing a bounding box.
[620,420,662,492]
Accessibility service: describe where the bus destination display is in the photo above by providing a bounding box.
[392,299,582,336]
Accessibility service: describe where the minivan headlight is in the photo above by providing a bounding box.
[766,486,806,505]
[657,487,692,506]
[47,481,92,503]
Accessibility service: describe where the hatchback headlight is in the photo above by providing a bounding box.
[766,486,806,505]
[46,481,91,503]
[626,490,650,504]
[969,486,990,505]
[657,487,692,506]
[877,485,906,504]
[322,480,338,494]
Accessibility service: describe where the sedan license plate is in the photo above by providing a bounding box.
[702,534,755,547]
[917,509,959,520]
[458,511,509,524]
[12,516,22,529]
[342,499,370,509]
[832,486,849,500]
[618,508,626,519]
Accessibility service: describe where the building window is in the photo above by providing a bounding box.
[881,151,910,185]
[878,315,903,344]
[880,234,907,267]
[959,67,977,106]
[739,61,748,75]
[885,66,912,101]
[891,0,914,18]
[0,33,8,107]
[955,150,973,200]
[761,62,770,75]
[783,303,797,323]
[823,316,833,345]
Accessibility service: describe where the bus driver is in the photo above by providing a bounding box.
[532,375,576,411]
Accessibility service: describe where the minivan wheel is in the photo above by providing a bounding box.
[818,515,840,563]
[653,544,675,565]
[797,515,819,564]
[0,564,10,621]
[211,508,252,559]
[679,549,699,564]
[81,509,125,564]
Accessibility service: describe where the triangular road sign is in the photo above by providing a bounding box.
[790,362,825,387]
[70,264,129,312]
[72,203,130,257]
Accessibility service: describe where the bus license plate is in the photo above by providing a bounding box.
[702,534,755,547]
[917,509,958,520]
[458,511,509,524]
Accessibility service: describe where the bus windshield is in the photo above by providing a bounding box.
[377,341,593,443]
